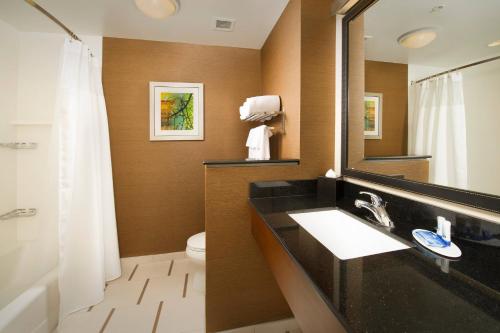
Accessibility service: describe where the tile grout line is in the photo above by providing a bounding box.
[99,308,115,333]
[151,301,164,333]
[137,278,150,305]
[182,273,189,298]
[128,264,139,281]
[168,260,174,276]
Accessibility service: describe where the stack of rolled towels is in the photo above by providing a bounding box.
[239,95,281,120]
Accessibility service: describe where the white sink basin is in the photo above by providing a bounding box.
[288,209,410,260]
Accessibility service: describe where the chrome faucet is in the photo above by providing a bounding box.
[354,191,394,228]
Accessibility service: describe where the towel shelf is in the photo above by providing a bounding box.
[0,208,37,221]
[242,110,285,134]
[241,110,284,122]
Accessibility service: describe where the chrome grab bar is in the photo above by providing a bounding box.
[0,209,37,220]
[0,142,37,149]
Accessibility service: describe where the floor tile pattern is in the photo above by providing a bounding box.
[57,252,301,333]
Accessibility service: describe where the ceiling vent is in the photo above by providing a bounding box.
[213,17,235,32]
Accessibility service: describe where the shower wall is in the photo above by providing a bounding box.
[0,18,102,310]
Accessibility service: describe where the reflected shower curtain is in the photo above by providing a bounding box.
[54,38,121,321]
[408,72,468,189]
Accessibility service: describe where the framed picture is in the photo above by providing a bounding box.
[149,82,204,141]
[364,92,382,139]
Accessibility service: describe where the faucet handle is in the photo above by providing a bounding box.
[359,191,383,207]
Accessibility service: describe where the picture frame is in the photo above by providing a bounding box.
[149,82,204,141]
[364,92,382,139]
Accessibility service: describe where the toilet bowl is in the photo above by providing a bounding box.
[186,232,205,293]
[186,232,206,262]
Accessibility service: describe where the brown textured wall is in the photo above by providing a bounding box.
[103,38,261,257]
[206,0,336,331]
[356,160,429,183]
[261,0,301,159]
[348,15,365,167]
[364,60,408,157]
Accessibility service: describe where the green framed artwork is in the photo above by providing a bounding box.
[150,82,204,141]
[364,92,382,139]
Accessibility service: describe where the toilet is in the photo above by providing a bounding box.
[186,232,206,293]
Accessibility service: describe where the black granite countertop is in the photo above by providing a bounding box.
[249,180,500,333]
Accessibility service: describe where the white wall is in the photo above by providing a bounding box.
[0,19,20,307]
[0,22,102,310]
[462,60,500,196]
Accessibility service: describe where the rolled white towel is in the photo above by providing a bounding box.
[239,104,251,120]
[245,95,280,114]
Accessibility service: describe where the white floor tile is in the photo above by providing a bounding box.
[131,260,173,281]
[57,307,110,333]
[121,254,155,265]
[105,303,159,333]
[156,294,205,333]
[140,275,186,304]
[152,251,187,262]
[169,258,203,278]
[92,280,146,312]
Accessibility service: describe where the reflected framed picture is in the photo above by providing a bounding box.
[364,92,382,139]
[149,82,204,141]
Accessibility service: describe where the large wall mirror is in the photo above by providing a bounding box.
[342,0,500,213]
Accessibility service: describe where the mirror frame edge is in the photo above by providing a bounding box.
[340,0,500,214]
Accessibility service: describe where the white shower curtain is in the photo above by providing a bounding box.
[54,38,121,321]
[408,72,468,189]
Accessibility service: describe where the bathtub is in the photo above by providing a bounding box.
[0,268,59,333]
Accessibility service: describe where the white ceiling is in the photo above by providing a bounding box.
[364,0,500,68]
[0,0,289,49]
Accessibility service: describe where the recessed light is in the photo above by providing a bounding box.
[397,28,437,49]
[134,0,179,19]
[488,40,500,47]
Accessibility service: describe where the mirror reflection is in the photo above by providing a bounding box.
[347,0,500,197]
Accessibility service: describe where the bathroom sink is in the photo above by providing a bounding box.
[288,209,411,260]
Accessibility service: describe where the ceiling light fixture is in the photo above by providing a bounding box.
[488,40,500,47]
[134,0,179,19]
[397,28,437,49]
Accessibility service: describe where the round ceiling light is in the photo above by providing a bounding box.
[134,0,179,19]
[397,28,437,49]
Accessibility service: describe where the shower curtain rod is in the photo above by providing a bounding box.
[412,55,500,85]
[24,0,82,42]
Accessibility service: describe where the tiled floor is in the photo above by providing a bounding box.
[57,252,205,333]
[57,252,301,333]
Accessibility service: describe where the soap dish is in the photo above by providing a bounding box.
[412,229,462,258]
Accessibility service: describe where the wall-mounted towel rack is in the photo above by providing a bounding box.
[241,110,283,122]
[0,142,38,149]
[0,208,37,221]
[242,110,286,134]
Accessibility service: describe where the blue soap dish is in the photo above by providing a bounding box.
[412,229,462,258]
